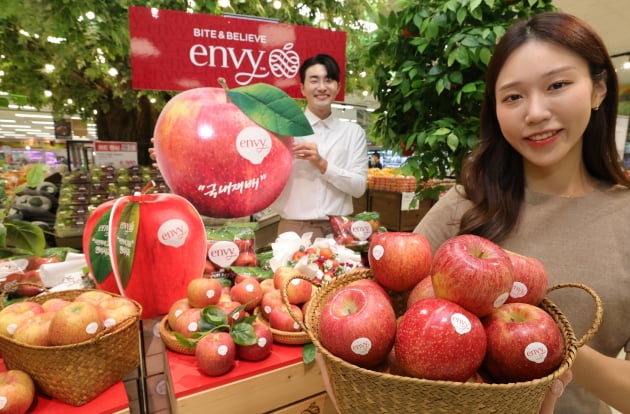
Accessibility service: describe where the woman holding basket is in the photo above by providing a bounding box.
[415,11,630,414]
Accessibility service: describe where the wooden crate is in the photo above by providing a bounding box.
[368,190,433,232]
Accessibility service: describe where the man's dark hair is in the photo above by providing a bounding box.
[299,54,340,84]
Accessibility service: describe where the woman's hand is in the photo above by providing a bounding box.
[539,370,572,414]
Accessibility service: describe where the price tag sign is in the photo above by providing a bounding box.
[93,141,138,168]
[400,192,419,211]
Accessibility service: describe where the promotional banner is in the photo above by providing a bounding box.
[128,6,347,100]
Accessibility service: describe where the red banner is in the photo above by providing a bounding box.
[128,6,347,100]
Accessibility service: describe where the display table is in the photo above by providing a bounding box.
[0,359,129,414]
[167,343,336,413]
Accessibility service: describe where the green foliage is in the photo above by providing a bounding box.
[364,0,556,192]
[0,163,48,257]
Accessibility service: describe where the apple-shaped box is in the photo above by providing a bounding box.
[153,87,294,218]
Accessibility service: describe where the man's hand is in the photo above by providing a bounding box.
[293,142,327,174]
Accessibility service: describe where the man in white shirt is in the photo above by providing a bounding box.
[271,54,368,238]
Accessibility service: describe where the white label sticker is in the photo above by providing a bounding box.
[350,220,373,241]
[493,292,510,308]
[372,245,384,261]
[450,313,472,334]
[205,289,217,299]
[0,396,7,409]
[86,321,100,334]
[510,281,528,299]
[292,321,300,330]
[217,344,229,356]
[175,309,184,318]
[208,240,239,267]
[104,318,116,328]
[187,321,198,332]
[245,284,255,292]
[6,323,17,336]
[158,219,189,248]
[258,337,268,348]
[524,342,548,364]
[350,337,372,356]
[236,126,272,165]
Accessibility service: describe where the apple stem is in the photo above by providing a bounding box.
[218,78,232,103]
[140,180,156,195]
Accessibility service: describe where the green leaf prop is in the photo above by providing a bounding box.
[226,82,314,137]
[5,219,45,257]
[114,202,140,289]
[88,209,114,284]
[302,342,316,364]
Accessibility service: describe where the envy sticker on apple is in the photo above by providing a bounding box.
[351,337,372,356]
[86,321,100,335]
[217,344,230,356]
[236,126,272,165]
[205,289,217,299]
[257,337,268,348]
[493,292,510,309]
[372,245,385,261]
[524,342,549,364]
[158,219,190,248]
[510,282,528,299]
[0,396,8,409]
[208,240,239,268]
[450,313,472,334]
[350,220,373,241]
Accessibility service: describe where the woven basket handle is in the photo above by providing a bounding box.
[280,274,323,333]
[0,281,48,309]
[546,282,603,348]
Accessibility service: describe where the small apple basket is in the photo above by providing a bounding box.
[284,268,603,414]
[0,285,142,406]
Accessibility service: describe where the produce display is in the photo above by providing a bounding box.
[315,233,566,385]
[329,211,383,249]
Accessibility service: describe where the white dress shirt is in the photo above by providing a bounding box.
[270,108,368,220]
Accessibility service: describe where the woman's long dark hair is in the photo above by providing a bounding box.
[459,12,630,242]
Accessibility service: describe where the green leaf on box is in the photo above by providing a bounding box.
[227,83,314,137]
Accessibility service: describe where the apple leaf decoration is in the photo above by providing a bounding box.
[227,83,314,137]
[113,201,140,289]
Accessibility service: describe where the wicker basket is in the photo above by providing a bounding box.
[254,307,311,345]
[285,268,602,414]
[0,287,142,406]
[159,315,196,355]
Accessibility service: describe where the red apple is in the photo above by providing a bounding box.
[97,296,140,328]
[173,308,202,339]
[107,192,208,319]
[259,278,275,295]
[236,321,273,361]
[0,301,45,337]
[153,87,294,218]
[186,277,222,308]
[273,266,311,305]
[48,301,104,345]
[74,290,112,306]
[319,284,397,368]
[216,300,246,326]
[26,255,61,271]
[3,270,44,297]
[41,298,71,313]
[431,234,514,317]
[347,279,392,305]
[12,311,55,346]
[229,279,263,311]
[406,276,435,309]
[260,289,284,319]
[504,250,549,306]
[368,232,432,292]
[167,298,192,329]
[0,370,35,414]
[482,302,564,383]
[195,331,236,376]
[268,304,303,332]
[233,250,258,267]
[395,297,486,382]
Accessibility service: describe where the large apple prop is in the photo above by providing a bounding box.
[482,302,564,382]
[0,370,35,414]
[106,191,208,319]
[504,250,549,306]
[82,199,119,294]
[319,284,397,368]
[431,234,514,317]
[153,83,312,218]
[368,232,432,291]
[395,297,486,382]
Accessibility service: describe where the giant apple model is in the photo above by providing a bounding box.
[106,192,208,319]
[482,302,564,382]
[82,198,119,294]
[319,284,397,368]
[504,250,549,306]
[153,86,302,218]
[368,232,432,291]
[395,297,487,382]
[431,234,514,317]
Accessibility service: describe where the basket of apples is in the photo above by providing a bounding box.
[282,233,603,414]
[0,284,142,406]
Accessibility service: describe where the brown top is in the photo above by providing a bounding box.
[414,183,630,414]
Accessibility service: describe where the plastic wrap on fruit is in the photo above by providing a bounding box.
[329,211,382,248]
[205,224,259,278]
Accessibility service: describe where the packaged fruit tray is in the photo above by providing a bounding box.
[285,268,603,414]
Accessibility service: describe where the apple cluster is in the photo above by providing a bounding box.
[321,233,564,384]
[0,255,62,299]
[204,225,259,278]
[329,212,383,249]
[0,290,139,347]
[164,275,276,377]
